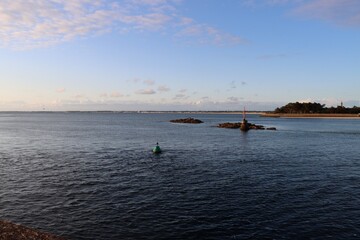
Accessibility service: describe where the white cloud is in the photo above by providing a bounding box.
[228,97,243,102]
[110,92,123,98]
[120,13,172,31]
[143,79,155,85]
[298,98,314,103]
[158,85,171,92]
[0,0,119,49]
[179,17,193,25]
[0,0,244,49]
[173,93,188,99]
[177,23,246,46]
[296,98,353,107]
[136,88,156,94]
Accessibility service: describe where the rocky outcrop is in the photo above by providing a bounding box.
[170,117,203,124]
[217,122,241,129]
[249,124,265,130]
[0,220,66,240]
[217,122,276,130]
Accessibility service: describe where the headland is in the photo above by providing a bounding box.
[261,113,360,119]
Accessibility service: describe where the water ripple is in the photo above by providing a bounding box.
[1,113,360,239]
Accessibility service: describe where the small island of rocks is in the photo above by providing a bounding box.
[218,122,276,130]
[170,117,204,124]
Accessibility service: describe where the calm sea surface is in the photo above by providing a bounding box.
[1,112,360,239]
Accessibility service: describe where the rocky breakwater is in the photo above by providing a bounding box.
[218,122,276,130]
[170,117,203,124]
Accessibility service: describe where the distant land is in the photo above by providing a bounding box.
[1,102,359,118]
[261,102,360,118]
[0,111,264,114]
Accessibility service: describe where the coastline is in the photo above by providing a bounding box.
[0,111,263,115]
[261,113,360,119]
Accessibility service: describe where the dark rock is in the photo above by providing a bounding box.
[170,117,203,124]
[218,122,241,129]
[0,220,66,240]
[218,121,276,130]
[249,124,265,130]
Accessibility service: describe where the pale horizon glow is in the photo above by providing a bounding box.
[0,0,359,111]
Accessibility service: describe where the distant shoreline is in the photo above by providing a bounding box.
[0,111,359,118]
[261,113,360,119]
[0,111,263,114]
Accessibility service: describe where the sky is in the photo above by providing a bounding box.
[0,0,359,111]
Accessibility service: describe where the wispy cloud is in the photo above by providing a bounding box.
[173,93,188,99]
[158,85,171,92]
[0,0,119,49]
[120,13,171,31]
[228,96,243,102]
[127,78,141,83]
[295,97,359,107]
[176,21,246,45]
[143,79,155,86]
[244,0,360,27]
[110,91,124,98]
[0,0,244,50]
[172,90,189,100]
[136,88,156,94]
[228,81,246,91]
[291,0,360,27]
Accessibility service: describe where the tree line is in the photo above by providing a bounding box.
[274,102,360,114]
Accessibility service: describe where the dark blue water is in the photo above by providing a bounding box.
[1,113,360,239]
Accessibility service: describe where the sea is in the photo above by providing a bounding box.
[0,112,360,239]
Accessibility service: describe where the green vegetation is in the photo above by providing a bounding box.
[274,102,360,114]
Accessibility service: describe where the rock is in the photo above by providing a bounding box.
[249,124,265,130]
[217,122,241,129]
[0,220,66,240]
[218,122,276,130]
[170,117,203,124]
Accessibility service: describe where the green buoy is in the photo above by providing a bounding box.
[153,142,161,154]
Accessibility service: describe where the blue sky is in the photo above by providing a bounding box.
[0,0,359,111]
